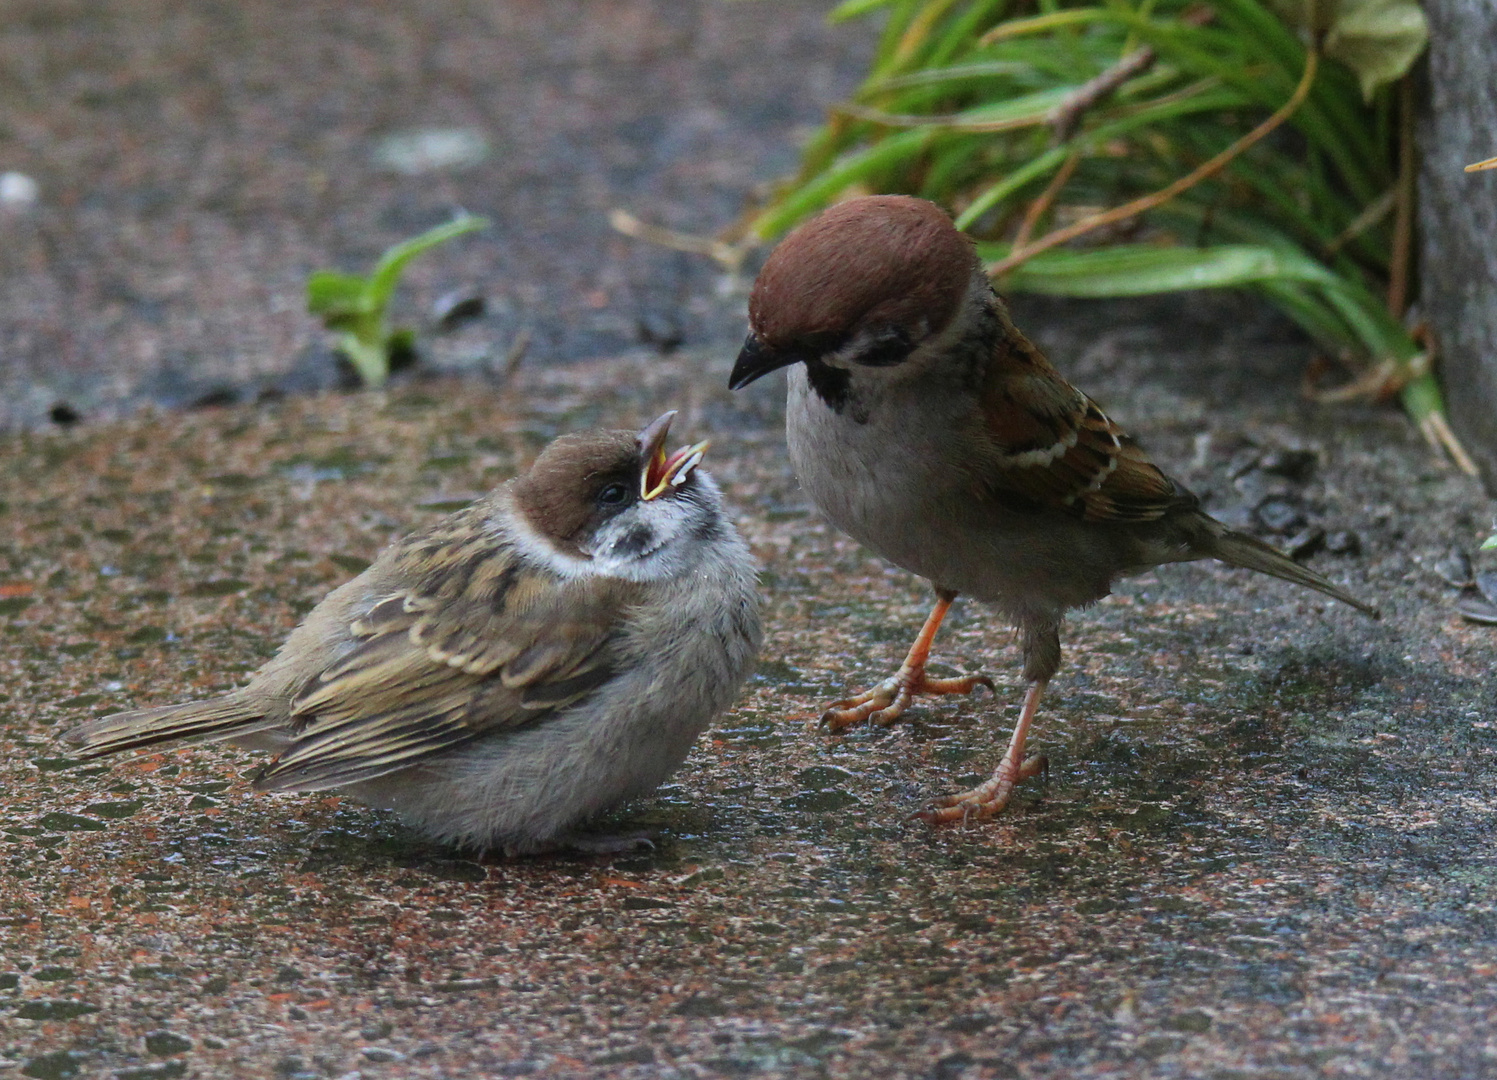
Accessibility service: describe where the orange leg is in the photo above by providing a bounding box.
[822,590,993,731]
[916,678,1050,824]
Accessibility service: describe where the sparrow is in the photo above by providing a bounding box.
[66,413,762,854]
[729,195,1376,824]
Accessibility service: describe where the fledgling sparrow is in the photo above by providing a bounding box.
[67,413,762,854]
[729,195,1376,824]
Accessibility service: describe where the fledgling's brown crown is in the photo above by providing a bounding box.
[748,195,977,348]
[512,430,641,543]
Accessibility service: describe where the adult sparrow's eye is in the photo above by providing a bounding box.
[597,482,631,508]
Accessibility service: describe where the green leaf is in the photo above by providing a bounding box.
[991,243,1418,366]
[306,270,372,319]
[1267,0,1428,98]
[1327,0,1427,99]
[830,0,897,21]
[365,215,489,314]
[749,129,931,238]
[308,215,487,389]
[985,244,1345,296]
[1481,535,1497,551]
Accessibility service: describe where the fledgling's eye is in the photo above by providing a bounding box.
[596,482,632,508]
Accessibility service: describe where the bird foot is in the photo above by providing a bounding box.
[821,667,993,731]
[915,754,1048,824]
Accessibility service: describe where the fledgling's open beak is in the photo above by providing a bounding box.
[637,411,710,501]
[728,334,803,390]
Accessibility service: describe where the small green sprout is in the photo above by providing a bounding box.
[307,215,488,388]
[1482,534,1496,551]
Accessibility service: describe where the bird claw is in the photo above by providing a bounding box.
[915,754,1048,825]
[821,670,994,731]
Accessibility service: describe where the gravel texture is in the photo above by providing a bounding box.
[0,318,1494,1078]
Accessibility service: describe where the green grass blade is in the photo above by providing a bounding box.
[953,144,1074,229]
[750,129,932,237]
[866,60,1032,92]
[831,0,899,21]
[984,243,1343,295]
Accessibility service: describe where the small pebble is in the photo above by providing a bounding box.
[144,1031,192,1056]
[1477,570,1497,606]
[1286,526,1325,560]
[1258,448,1317,482]
[0,171,38,207]
[1458,592,1497,626]
[636,311,684,354]
[373,128,490,174]
[1432,546,1473,588]
[1255,498,1306,534]
[1234,470,1294,505]
[1324,530,1363,557]
[1226,448,1262,480]
[1212,504,1257,532]
[361,1048,406,1063]
[432,291,486,331]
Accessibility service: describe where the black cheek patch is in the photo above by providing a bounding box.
[805,357,851,413]
[853,325,915,368]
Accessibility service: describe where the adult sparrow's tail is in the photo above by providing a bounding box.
[1188,515,1380,619]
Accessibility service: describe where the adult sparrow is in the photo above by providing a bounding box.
[729,195,1375,823]
[67,413,762,854]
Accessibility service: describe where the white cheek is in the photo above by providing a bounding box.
[588,519,658,561]
[495,509,595,580]
[586,502,701,582]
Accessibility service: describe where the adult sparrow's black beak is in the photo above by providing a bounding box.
[728,334,803,390]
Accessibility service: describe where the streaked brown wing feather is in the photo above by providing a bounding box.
[976,325,1187,523]
[255,530,639,791]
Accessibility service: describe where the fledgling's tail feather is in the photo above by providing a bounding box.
[1204,526,1379,619]
[65,698,269,759]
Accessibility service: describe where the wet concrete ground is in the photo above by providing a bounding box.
[4,0,1497,1077]
[0,317,1494,1078]
[0,0,870,428]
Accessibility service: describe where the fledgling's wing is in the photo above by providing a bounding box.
[255,526,641,792]
[973,321,1194,523]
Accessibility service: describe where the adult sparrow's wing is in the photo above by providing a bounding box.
[974,330,1193,524]
[255,545,641,792]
